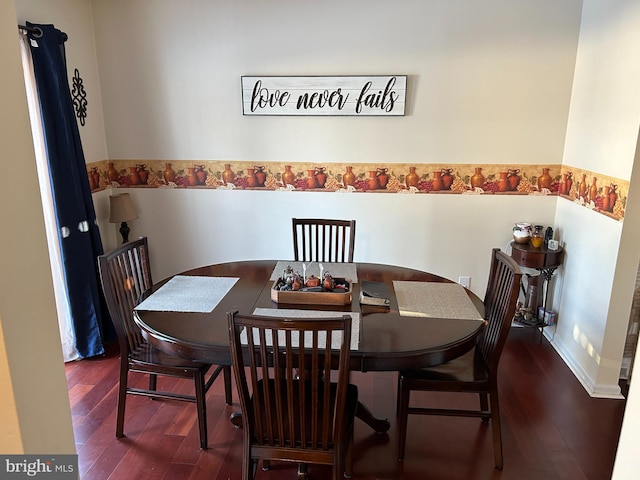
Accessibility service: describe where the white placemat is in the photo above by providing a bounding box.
[393,281,484,321]
[240,308,361,350]
[135,275,239,313]
[270,261,358,283]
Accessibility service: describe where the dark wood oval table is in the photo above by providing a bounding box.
[134,260,486,433]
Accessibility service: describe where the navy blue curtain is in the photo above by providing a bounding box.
[27,22,109,358]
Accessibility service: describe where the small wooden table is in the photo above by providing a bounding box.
[510,241,564,327]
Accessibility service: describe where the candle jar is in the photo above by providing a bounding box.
[513,222,531,244]
[531,225,544,248]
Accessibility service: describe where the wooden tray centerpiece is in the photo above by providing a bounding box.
[271,265,352,305]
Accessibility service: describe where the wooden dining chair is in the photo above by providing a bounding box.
[98,237,232,449]
[396,248,522,469]
[227,312,358,480]
[292,218,356,263]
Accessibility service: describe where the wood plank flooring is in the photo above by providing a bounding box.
[65,328,626,480]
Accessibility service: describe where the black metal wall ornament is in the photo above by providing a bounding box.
[71,68,88,126]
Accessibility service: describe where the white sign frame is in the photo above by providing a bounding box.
[241,75,407,116]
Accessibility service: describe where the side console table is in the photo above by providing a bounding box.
[510,241,564,332]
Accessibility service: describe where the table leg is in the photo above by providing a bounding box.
[356,401,390,434]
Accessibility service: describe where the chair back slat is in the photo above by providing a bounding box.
[228,313,352,452]
[479,248,522,374]
[292,218,356,263]
[98,238,153,355]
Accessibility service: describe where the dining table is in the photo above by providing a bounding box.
[133,260,486,434]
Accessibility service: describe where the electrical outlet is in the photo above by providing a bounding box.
[458,276,471,289]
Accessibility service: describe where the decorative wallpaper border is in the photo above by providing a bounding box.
[87,160,628,221]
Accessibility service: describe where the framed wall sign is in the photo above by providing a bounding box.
[241,75,407,116]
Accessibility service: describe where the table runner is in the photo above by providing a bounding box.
[135,275,239,313]
[393,281,484,321]
[270,261,358,283]
[240,308,361,350]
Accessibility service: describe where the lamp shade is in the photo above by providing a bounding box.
[109,193,138,223]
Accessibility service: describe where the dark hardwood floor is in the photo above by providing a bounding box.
[66,328,626,480]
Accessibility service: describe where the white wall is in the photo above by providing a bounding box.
[559,1,640,473]
[563,0,640,180]
[613,330,640,479]
[611,129,640,477]
[553,200,623,395]
[1,0,75,454]
[99,187,556,295]
[87,0,580,297]
[89,0,640,397]
[8,0,640,471]
[91,0,581,165]
[556,0,640,397]
[13,0,632,397]
[16,0,108,163]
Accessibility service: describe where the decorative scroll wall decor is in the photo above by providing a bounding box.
[241,76,406,116]
[71,68,87,126]
[86,160,628,222]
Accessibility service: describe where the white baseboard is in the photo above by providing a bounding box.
[544,329,624,399]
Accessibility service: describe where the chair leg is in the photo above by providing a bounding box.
[479,392,490,424]
[116,362,128,438]
[396,372,402,416]
[223,365,233,405]
[297,462,308,479]
[241,451,255,480]
[396,376,410,462]
[489,391,504,469]
[335,424,354,479]
[345,427,354,478]
[148,373,157,391]
[194,370,208,449]
[334,452,345,480]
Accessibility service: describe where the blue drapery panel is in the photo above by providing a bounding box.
[27,22,108,358]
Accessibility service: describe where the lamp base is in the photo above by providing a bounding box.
[119,221,130,243]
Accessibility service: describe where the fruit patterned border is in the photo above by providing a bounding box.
[87,160,628,221]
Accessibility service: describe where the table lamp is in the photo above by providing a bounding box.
[109,193,138,243]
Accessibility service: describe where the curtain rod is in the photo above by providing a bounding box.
[18,24,43,38]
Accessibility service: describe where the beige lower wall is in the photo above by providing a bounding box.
[96,186,559,300]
